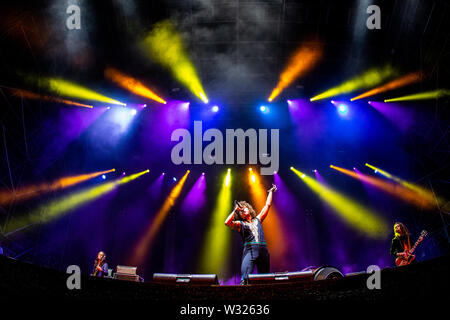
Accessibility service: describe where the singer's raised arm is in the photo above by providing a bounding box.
[224,205,241,232]
[257,185,275,223]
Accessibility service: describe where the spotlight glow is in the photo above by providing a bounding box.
[129,170,190,266]
[310,65,395,101]
[40,78,126,106]
[212,105,219,112]
[0,169,116,205]
[199,169,232,275]
[268,42,323,102]
[384,89,450,102]
[338,104,348,114]
[364,163,440,208]
[142,20,208,103]
[351,72,423,101]
[104,67,167,104]
[249,167,288,266]
[5,170,149,233]
[291,167,389,238]
[10,88,93,108]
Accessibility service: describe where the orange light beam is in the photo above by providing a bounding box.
[268,42,323,102]
[248,169,288,266]
[129,170,190,266]
[10,88,93,108]
[104,67,167,104]
[0,169,116,205]
[350,72,423,101]
[330,165,436,210]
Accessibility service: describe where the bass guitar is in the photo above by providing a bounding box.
[395,230,427,266]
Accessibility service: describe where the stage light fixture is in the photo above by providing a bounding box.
[212,105,219,112]
[338,104,348,114]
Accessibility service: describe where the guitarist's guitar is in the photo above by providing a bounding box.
[395,230,428,266]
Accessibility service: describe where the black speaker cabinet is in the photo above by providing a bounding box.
[313,266,344,280]
[152,273,219,285]
[114,273,140,282]
[247,271,314,284]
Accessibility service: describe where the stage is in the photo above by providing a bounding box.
[1,254,449,303]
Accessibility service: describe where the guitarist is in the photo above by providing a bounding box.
[91,251,109,277]
[390,222,417,265]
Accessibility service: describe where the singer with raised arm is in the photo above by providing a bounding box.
[91,251,108,278]
[224,184,277,285]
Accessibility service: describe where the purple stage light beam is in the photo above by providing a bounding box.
[180,173,206,215]
[369,101,416,132]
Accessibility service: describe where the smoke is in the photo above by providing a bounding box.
[45,0,95,69]
[167,0,283,102]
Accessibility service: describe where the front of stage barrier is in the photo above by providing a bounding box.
[247,270,314,284]
[153,273,219,285]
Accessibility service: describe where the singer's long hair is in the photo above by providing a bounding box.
[394,222,410,238]
[237,201,257,220]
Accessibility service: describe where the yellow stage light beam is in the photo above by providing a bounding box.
[268,42,323,102]
[198,169,232,276]
[10,88,93,108]
[0,169,115,205]
[291,167,389,238]
[384,89,450,102]
[365,163,440,207]
[310,65,395,101]
[141,20,208,103]
[104,67,166,104]
[5,170,149,234]
[331,165,436,209]
[350,71,423,101]
[248,168,288,265]
[129,170,190,267]
[39,78,126,106]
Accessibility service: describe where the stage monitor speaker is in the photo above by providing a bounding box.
[247,271,314,284]
[116,265,137,275]
[152,273,219,285]
[345,271,367,277]
[114,273,140,282]
[313,266,344,280]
